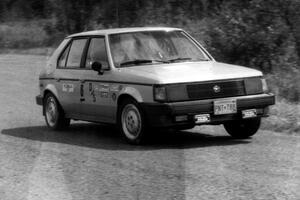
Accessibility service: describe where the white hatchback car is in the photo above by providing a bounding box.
[36,27,275,144]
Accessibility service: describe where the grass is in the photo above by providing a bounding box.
[0,47,55,56]
[262,100,300,134]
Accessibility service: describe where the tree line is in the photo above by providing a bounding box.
[0,0,299,100]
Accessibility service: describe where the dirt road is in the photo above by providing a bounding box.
[0,54,299,200]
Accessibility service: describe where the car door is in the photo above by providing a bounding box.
[55,37,88,117]
[79,36,117,123]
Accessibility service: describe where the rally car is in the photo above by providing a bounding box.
[36,27,275,144]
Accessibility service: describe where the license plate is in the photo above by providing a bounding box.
[214,99,237,115]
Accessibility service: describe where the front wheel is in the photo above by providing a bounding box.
[44,93,70,130]
[118,99,147,145]
[224,118,261,139]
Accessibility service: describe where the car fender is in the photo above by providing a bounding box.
[44,83,59,100]
[118,86,143,102]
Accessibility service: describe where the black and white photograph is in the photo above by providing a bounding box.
[0,0,299,199]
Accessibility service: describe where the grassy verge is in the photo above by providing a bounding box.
[262,100,300,134]
[0,47,55,56]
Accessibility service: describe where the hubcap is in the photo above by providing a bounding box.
[121,104,142,140]
[45,97,58,127]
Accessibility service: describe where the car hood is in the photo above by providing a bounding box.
[118,61,263,84]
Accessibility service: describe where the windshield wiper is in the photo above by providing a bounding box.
[119,59,169,67]
[167,57,193,63]
[168,57,210,63]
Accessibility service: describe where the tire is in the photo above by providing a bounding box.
[118,98,147,145]
[223,118,261,139]
[44,93,70,130]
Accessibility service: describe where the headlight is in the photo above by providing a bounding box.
[244,77,263,95]
[154,85,167,101]
[261,78,269,93]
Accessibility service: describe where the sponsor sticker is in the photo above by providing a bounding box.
[111,93,117,101]
[110,85,120,92]
[62,83,74,92]
[100,92,109,98]
[94,87,108,93]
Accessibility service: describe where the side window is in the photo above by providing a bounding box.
[85,38,109,69]
[66,39,87,68]
[58,43,71,68]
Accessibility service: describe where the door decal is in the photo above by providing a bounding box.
[100,92,109,98]
[80,84,85,102]
[94,84,110,98]
[111,93,117,101]
[62,83,74,93]
[89,83,96,102]
[87,83,121,101]
[80,84,84,97]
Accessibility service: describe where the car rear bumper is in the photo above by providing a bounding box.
[140,93,275,128]
[36,95,43,106]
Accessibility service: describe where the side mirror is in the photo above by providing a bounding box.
[91,61,104,75]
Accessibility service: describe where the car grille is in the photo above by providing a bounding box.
[186,80,246,100]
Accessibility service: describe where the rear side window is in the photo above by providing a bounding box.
[58,44,71,68]
[66,39,88,68]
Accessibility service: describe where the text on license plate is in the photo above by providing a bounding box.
[214,99,237,115]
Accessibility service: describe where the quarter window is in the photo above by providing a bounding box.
[66,39,87,68]
[58,44,71,68]
[85,38,109,69]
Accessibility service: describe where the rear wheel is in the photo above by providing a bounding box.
[44,93,70,130]
[118,99,147,145]
[224,118,261,139]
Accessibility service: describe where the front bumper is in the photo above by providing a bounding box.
[140,93,275,127]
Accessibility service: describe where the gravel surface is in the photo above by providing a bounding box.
[0,54,299,200]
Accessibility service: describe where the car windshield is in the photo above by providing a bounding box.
[109,31,209,67]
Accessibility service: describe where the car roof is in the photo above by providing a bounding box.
[67,27,183,38]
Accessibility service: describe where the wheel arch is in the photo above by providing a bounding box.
[116,93,141,121]
[117,94,138,109]
[42,85,60,115]
[43,84,59,100]
[116,86,143,112]
[118,87,143,103]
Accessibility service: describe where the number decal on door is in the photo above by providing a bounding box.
[80,84,85,102]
